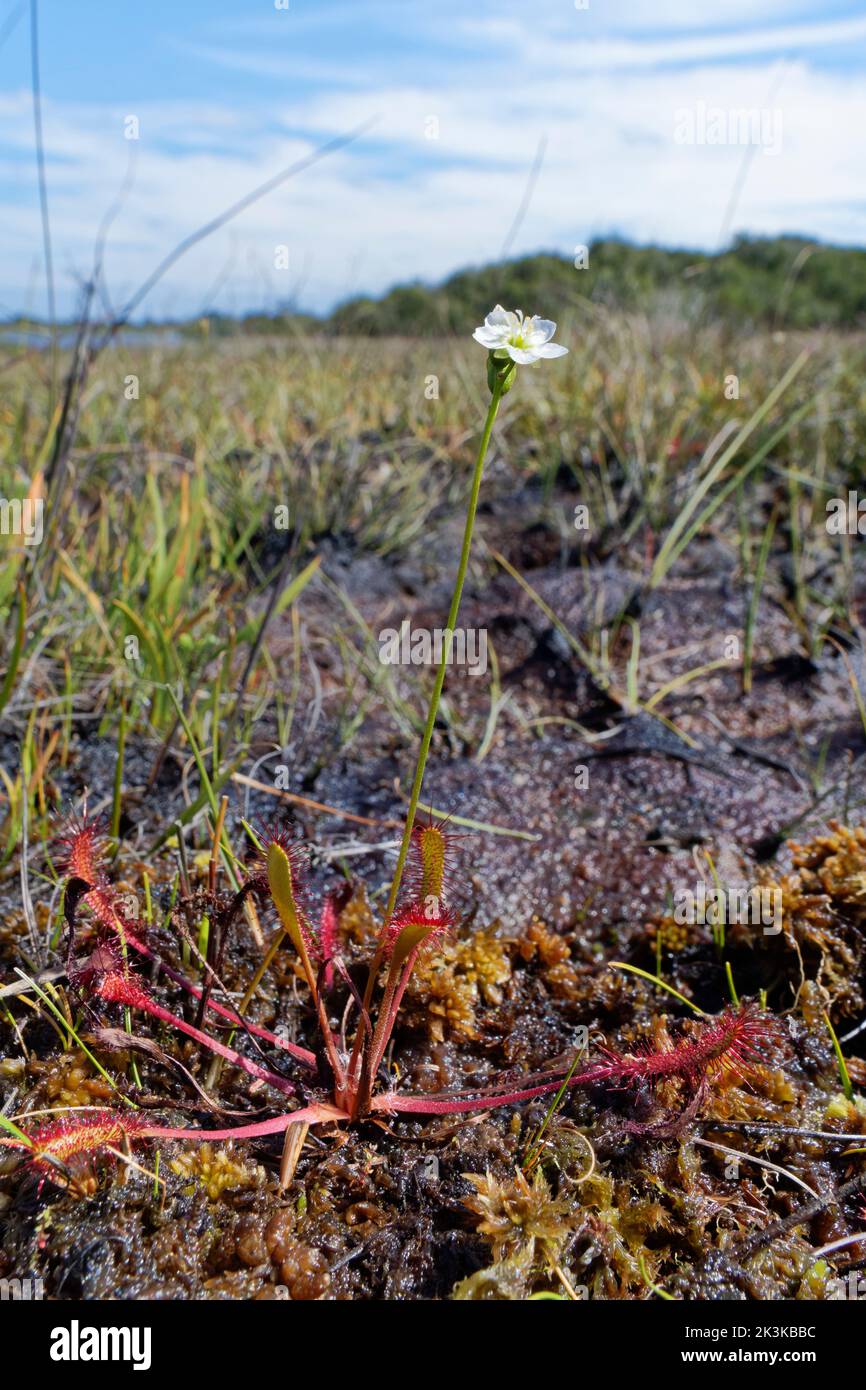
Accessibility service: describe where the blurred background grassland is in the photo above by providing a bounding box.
[0,233,864,869]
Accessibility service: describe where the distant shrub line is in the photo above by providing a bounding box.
[7,235,866,340]
[318,236,866,336]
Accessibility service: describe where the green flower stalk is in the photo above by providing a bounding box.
[382,307,568,928]
[378,376,501,924]
[350,306,569,1073]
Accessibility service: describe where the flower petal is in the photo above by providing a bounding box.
[534,342,569,358]
[527,317,557,343]
[473,326,507,348]
[506,345,540,364]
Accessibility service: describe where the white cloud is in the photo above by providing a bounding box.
[469,12,866,68]
[2,9,866,319]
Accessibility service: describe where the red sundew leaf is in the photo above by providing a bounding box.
[0,1109,146,1186]
[0,1106,349,1175]
[92,970,298,1099]
[374,1006,783,1116]
[57,813,146,948]
[57,811,108,884]
[578,1005,780,1090]
[56,808,317,1069]
[94,970,154,1013]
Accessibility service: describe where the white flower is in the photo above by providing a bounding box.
[472,305,568,364]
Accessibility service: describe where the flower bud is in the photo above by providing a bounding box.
[487,351,517,395]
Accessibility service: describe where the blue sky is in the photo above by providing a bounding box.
[2,0,865,319]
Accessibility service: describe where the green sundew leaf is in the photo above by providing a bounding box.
[390,919,437,969]
[267,842,305,956]
[414,824,447,902]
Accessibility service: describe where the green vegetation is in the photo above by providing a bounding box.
[327,235,866,334]
[1,308,863,773]
[5,236,866,344]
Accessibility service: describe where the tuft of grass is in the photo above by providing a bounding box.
[609,962,706,1015]
[824,1011,854,1103]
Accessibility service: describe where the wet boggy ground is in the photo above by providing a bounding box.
[2,505,866,1300]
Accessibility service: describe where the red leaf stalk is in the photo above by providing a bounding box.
[141,1100,346,1143]
[347,824,457,1108]
[319,888,343,992]
[60,813,317,1069]
[94,972,297,1099]
[373,1006,776,1116]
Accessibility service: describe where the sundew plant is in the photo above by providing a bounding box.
[0,312,781,1198]
[5,279,866,1301]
